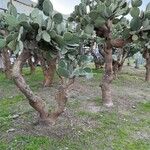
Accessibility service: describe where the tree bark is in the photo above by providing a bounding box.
[112,48,128,78]
[0,30,12,79]
[98,20,114,107]
[145,54,150,82]
[112,60,119,79]
[100,41,114,107]
[143,49,150,82]
[118,63,123,72]
[113,60,125,78]
[12,49,71,125]
[95,21,132,107]
[50,77,75,123]
[49,85,68,123]
[28,57,36,74]
[40,57,56,87]
[2,48,12,79]
[12,49,52,125]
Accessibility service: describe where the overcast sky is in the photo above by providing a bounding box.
[32,0,149,15]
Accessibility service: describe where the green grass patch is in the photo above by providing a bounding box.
[113,73,144,86]
[0,73,14,90]
[67,100,81,109]
[92,68,103,80]
[138,101,150,112]
[0,142,7,150]
[23,67,59,90]
[23,67,44,90]
[77,110,117,123]
[0,104,149,150]
[92,68,104,74]
[76,109,150,149]
[0,136,51,150]
[0,95,24,131]
[112,139,150,150]
[77,110,93,117]
[125,140,150,150]
[92,97,102,105]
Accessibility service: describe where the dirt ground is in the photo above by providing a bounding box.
[0,65,150,150]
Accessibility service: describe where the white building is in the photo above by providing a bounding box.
[0,0,36,15]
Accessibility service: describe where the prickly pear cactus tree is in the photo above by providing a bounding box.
[69,0,129,107]
[111,1,150,82]
[128,1,150,81]
[110,17,138,77]
[69,0,139,107]
[143,41,150,82]
[0,2,18,79]
[0,0,66,125]
[138,2,150,82]
[0,0,93,125]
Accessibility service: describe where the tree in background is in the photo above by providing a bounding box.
[68,0,144,107]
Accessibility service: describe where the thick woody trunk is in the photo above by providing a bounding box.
[12,50,70,125]
[101,42,113,107]
[113,60,119,79]
[0,30,11,78]
[28,57,35,74]
[145,57,150,82]
[143,49,150,82]
[113,61,124,78]
[95,22,131,107]
[2,48,12,79]
[118,63,123,72]
[49,77,74,124]
[12,50,51,124]
[40,58,56,87]
[113,49,127,78]
[95,20,114,107]
[49,85,68,124]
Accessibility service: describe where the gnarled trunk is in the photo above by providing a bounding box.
[118,63,123,72]
[113,61,124,78]
[0,30,12,78]
[49,85,68,124]
[145,56,150,82]
[12,49,69,125]
[28,57,35,74]
[143,49,150,82]
[113,60,119,79]
[40,57,56,87]
[101,41,113,107]
[96,20,114,107]
[112,48,128,78]
[12,50,51,124]
[95,20,131,107]
[2,48,12,79]
[49,77,75,124]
